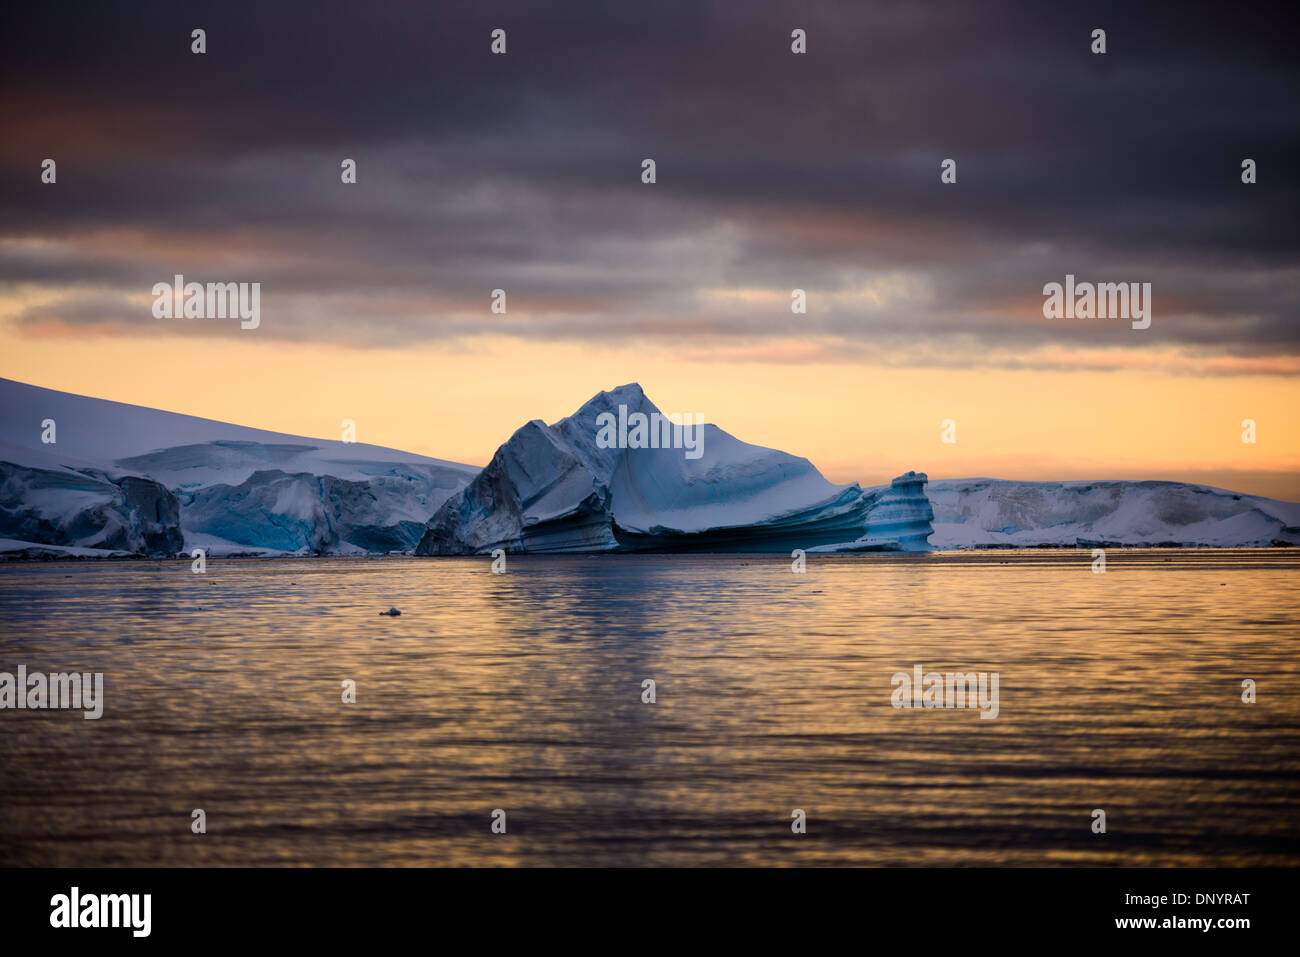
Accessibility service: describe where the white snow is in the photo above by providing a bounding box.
[0,377,469,472]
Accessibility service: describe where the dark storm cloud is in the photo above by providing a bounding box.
[1,0,1296,364]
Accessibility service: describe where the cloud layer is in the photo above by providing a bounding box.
[2,0,1296,370]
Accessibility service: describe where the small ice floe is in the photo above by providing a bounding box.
[379,607,401,616]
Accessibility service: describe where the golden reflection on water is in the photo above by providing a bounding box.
[1,549,1298,866]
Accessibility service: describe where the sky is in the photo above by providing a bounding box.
[2,1,1297,498]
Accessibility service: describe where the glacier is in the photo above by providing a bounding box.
[2,376,1297,557]
[0,447,182,556]
[0,378,477,557]
[927,478,1300,549]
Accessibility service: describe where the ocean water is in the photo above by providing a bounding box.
[1,550,1297,867]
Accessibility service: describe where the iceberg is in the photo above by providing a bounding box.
[416,384,897,554]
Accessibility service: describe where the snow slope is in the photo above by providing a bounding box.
[0,378,478,556]
[0,378,472,479]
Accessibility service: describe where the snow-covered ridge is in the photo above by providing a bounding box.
[0,378,477,556]
[927,478,1300,548]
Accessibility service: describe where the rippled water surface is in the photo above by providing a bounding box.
[1,550,1298,866]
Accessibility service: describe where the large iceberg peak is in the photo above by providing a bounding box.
[549,383,659,477]
[570,382,654,418]
[416,384,873,554]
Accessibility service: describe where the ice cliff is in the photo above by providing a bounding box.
[177,464,465,554]
[813,471,936,552]
[0,451,182,556]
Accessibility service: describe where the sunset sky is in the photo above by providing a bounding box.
[2,1,1297,498]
